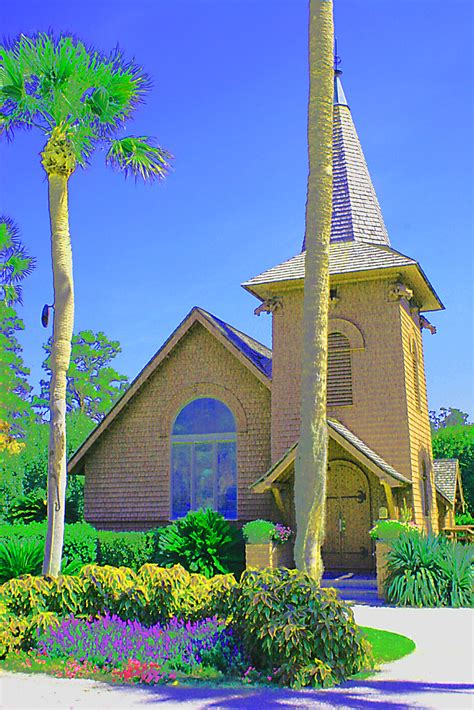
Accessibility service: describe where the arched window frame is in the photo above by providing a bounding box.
[170,397,238,520]
[327,318,365,409]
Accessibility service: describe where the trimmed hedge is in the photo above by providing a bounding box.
[97,531,154,571]
[0,522,98,570]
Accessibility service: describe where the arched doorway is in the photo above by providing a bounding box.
[323,460,372,570]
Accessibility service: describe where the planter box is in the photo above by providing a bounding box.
[245,541,294,570]
[375,540,391,599]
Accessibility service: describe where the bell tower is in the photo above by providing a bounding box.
[242,60,443,531]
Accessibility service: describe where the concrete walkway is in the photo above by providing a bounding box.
[1,606,473,709]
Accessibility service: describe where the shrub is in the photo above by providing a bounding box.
[62,523,98,568]
[145,526,165,563]
[6,489,47,525]
[6,486,83,525]
[369,519,416,541]
[431,540,473,607]
[156,508,243,579]
[0,522,98,574]
[78,564,145,620]
[0,575,53,616]
[0,615,30,658]
[231,568,370,688]
[242,519,276,544]
[455,512,474,526]
[97,530,153,571]
[385,532,473,607]
[0,538,43,583]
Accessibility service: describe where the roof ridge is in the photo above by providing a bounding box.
[196,307,272,356]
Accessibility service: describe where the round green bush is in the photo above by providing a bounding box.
[230,568,371,687]
[155,508,244,579]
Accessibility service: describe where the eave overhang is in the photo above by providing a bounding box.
[242,260,443,313]
[251,420,411,493]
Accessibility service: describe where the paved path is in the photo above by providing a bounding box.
[1,606,473,709]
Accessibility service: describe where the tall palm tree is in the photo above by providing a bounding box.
[0,34,171,575]
[293,0,334,582]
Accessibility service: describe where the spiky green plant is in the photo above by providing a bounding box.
[385,532,473,607]
[0,33,171,576]
[436,542,473,608]
[385,532,444,607]
[156,508,243,579]
[0,538,43,583]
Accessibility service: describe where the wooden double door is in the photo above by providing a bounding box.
[323,460,373,570]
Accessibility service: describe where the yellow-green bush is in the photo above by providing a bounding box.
[231,568,371,687]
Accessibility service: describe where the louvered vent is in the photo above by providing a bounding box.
[328,332,352,406]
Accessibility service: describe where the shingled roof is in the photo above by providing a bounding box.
[196,308,272,378]
[302,69,389,249]
[251,419,410,493]
[242,240,416,289]
[433,459,462,505]
[243,69,443,313]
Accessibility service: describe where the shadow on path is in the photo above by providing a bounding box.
[105,678,474,709]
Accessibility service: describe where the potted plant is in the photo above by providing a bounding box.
[242,520,294,570]
[370,518,417,598]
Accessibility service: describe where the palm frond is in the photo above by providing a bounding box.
[0,216,35,305]
[106,136,172,182]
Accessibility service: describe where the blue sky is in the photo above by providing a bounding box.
[1,0,473,416]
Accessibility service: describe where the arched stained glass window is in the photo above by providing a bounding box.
[171,398,237,520]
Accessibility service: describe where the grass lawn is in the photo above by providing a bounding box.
[352,626,415,679]
[0,626,415,687]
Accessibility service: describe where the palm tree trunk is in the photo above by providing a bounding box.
[42,172,74,576]
[293,0,334,582]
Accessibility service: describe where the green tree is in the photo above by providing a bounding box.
[34,330,129,422]
[0,217,34,441]
[293,0,334,581]
[0,411,94,523]
[430,407,470,433]
[432,424,474,512]
[0,33,171,575]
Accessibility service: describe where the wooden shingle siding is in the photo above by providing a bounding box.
[399,306,439,531]
[83,323,274,530]
[271,279,413,481]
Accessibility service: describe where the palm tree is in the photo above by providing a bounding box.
[293,0,334,581]
[0,217,35,450]
[0,34,171,575]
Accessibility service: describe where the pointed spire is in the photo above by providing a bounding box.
[302,54,389,250]
[334,41,348,107]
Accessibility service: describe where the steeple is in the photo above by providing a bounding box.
[302,57,389,250]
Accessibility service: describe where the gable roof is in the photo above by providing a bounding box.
[197,309,272,378]
[251,419,410,493]
[302,71,389,249]
[68,307,271,474]
[433,459,464,506]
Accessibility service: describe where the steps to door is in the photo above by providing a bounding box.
[321,572,385,606]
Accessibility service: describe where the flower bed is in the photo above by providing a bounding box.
[0,565,373,688]
[37,614,244,673]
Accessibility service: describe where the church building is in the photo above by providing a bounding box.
[69,66,463,570]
